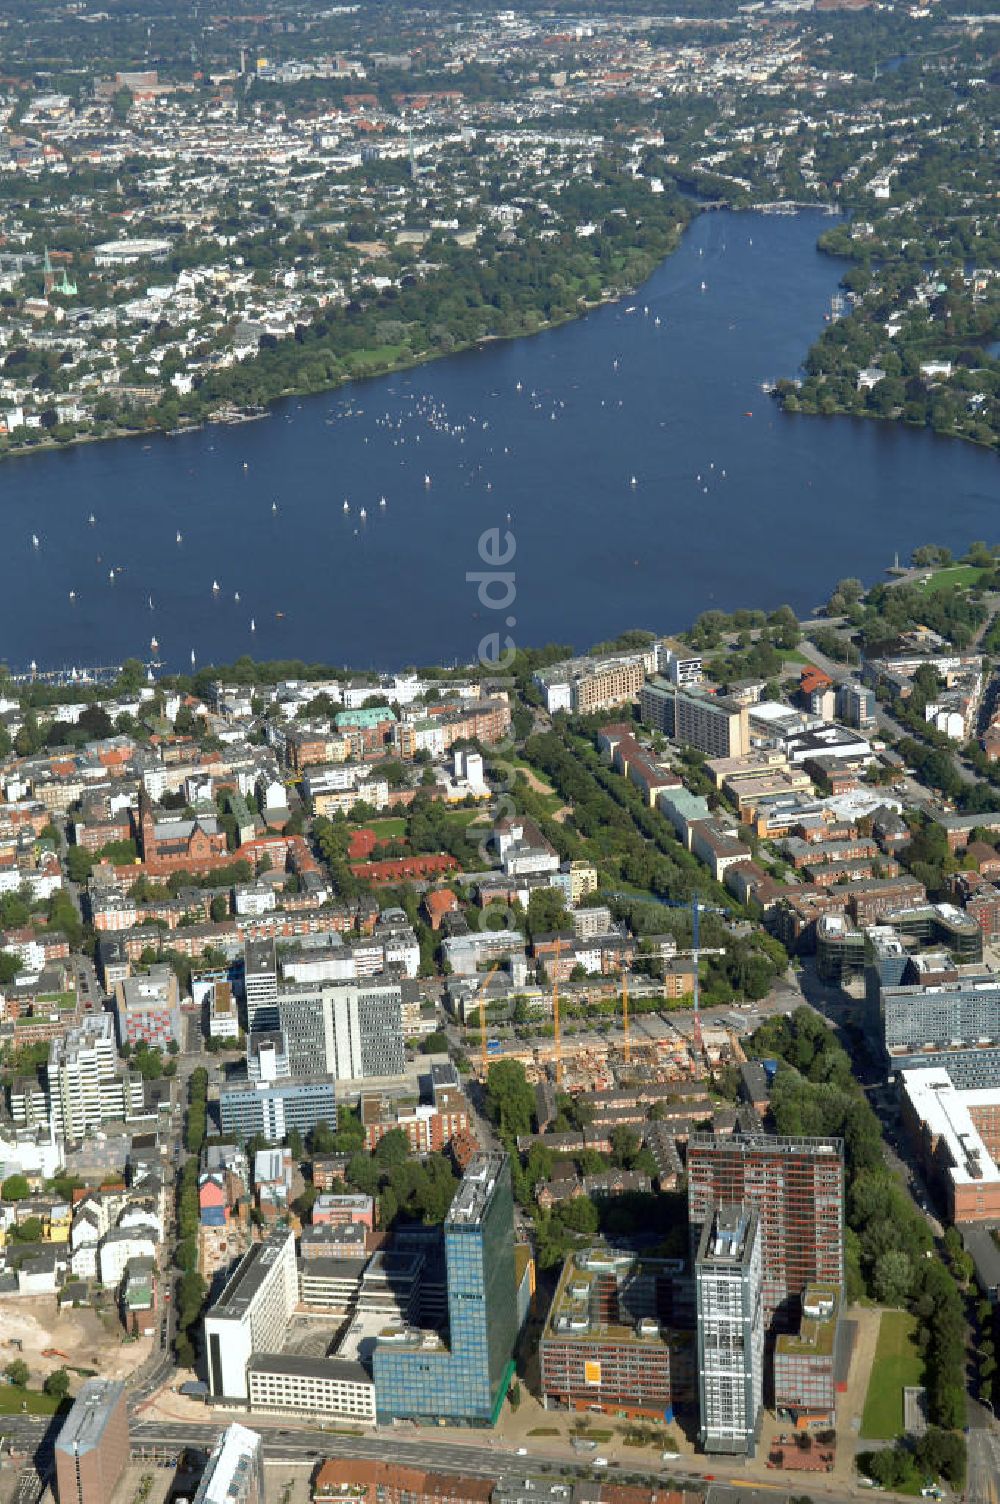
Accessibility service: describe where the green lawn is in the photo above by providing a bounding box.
[442,807,490,828]
[860,1309,924,1440]
[915,563,988,594]
[358,817,406,838]
[0,1385,64,1416]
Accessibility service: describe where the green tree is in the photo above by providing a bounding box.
[486,1059,535,1143]
[65,846,94,884]
[43,1369,70,1401]
[5,1360,29,1388]
[2,1174,30,1202]
[373,1129,410,1168]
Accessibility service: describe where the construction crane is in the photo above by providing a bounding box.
[477,960,503,1080]
[622,968,630,1067]
[552,936,563,1087]
[691,898,705,1055]
[634,892,727,1057]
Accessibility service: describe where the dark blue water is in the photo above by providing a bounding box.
[1,209,996,675]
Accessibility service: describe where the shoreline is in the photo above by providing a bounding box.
[0,203,763,466]
[0,221,691,471]
[3,198,991,466]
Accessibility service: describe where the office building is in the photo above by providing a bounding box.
[539,1246,693,1420]
[219,1076,337,1140]
[373,1152,517,1425]
[276,979,405,1080]
[247,1354,376,1422]
[54,1378,129,1504]
[687,1130,844,1326]
[900,1067,1000,1222]
[695,1205,764,1457]
[47,1014,144,1140]
[204,1229,298,1400]
[192,1424,265,1504]
[113,966,182,1049]
[209,981,241,1040]
[640,677,749,759]
[773,1284,843,1427]
[247,1030,291,1082]
[882,973,1000,1087]
[244,938,278,1031]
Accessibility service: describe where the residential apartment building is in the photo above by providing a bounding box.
[361,1088,471,1155]
[657,638,703,687]
[204,1229,298,1401]
[373,1152,517,1424]
[534,652,651,716]
[687,1131,845,1326]
[312,1460,494,1504]
[219,1076,337,1140]
[46,1013,144,1140]
[113,966,182,1048]
[54,1379,129,1504]
[640,678,748,759]
[695,1205,764,1458]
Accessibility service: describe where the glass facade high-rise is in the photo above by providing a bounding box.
[373,1152,517,1425]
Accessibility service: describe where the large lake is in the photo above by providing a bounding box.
[1,209,996,675]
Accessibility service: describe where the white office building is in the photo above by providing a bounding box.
[696,1204,764,1457]
[204,1230,298,1401]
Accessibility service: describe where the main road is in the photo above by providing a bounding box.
[0,1410,973,1504]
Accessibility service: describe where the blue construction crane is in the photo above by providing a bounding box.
[603,891,727,1055]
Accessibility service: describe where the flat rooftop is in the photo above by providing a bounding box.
[688,1130,843,1157]
[193,1424,261,1504]
[775,1285,841,1358]
[447,1151,507,1226]
[246,1351,371,1386]
[54,1378,126,1457]
[209,1230,292,1322]
[901,1067,1000,1187]
[546,1247,679,1348]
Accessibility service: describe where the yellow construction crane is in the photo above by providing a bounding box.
[477,960,502,1080]
[622,968,630,1067]
[552,936,563,1087]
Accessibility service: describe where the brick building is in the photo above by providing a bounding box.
[54,1379,129,1504]
[361,1088,471,1155]
[687,1131,845,1327]
[312,1460,493,1504]
[134,787,228,875]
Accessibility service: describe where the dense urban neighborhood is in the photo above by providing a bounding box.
[2,543,1000,1503]
[1,0,1000,1502]
[0,0,997,454]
